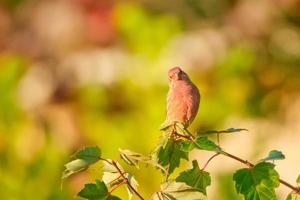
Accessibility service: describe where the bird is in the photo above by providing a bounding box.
[161,67,200,130]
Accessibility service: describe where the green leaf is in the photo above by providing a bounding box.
[233,162,280,200]
[176,160,211,195]
[202,128,248,135]
[221,128,248,133]
[286,193,300,200]
[179,140,195,152]
[107,196,122,200]
[74,146,101,163]
[296,175,300,184]
[260,150,285,162]
[194,137,221,152]
[78,180,108,200]
[151,180,207,200]
[157,139,189,176]
[62,146,101,179]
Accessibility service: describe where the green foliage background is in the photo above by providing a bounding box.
[0,0,300,199]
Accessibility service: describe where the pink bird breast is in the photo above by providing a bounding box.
[166,68,200,128]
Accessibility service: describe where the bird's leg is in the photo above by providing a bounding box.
[175,125,195,140]
[171,122,178,140]
[173,122,187,140]
[172,124,194,140]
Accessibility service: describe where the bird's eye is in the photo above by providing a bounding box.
[177,71,182,77]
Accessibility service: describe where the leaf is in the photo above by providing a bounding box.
[286,193,300,200]
[107,196,122,200]
[119,149,141,167]
[179,140,195,152]
[119,149,166,172]
[152,192,176,200]
[126,173,139,200]
[160,121,174,131]
[63,159,91,178]
[101,160,139,200]
[174,123,189,136]
[222,128,248,133]
[63,146,101,178]
[296,175,300,184]
[260,150,285,162]
[151,180,207,200]
[160,121,186,130]
[77,180,108,200]
[102,160,124,187]
[202,128,248,135]
[176,160,211,195]
[233,162,280,200]
[194,137,221,152]
[74,146,101,163]
[157,139,189,176]
[78,180,122,200]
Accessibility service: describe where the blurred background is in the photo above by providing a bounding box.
[0,0,300,199]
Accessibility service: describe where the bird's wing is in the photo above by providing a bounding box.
[185,84,200,125]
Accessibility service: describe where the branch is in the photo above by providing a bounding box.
[108,181,126,195]
[111,160,145,200]
[100,158,145,199]
[174,133,300,194]
[221,151,254,167]
[221,151,300,193]
[201,153,220,171]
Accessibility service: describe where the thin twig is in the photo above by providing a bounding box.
[111,160,145,200]
[201,153,220,171]
[174,132,193,140]
[179,126,195,139]
[107,174,123,186]
[108,181,126,195]
[221,151,254,168]
[100,158,145,199]
[222,152,300,193]
[99,157,113,165]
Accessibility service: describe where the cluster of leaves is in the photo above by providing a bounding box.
[62,125,300,200]
[62,146,138,200]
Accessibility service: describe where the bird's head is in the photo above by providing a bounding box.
[168,67,189,82]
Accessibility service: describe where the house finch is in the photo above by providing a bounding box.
[162,67,200,129]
